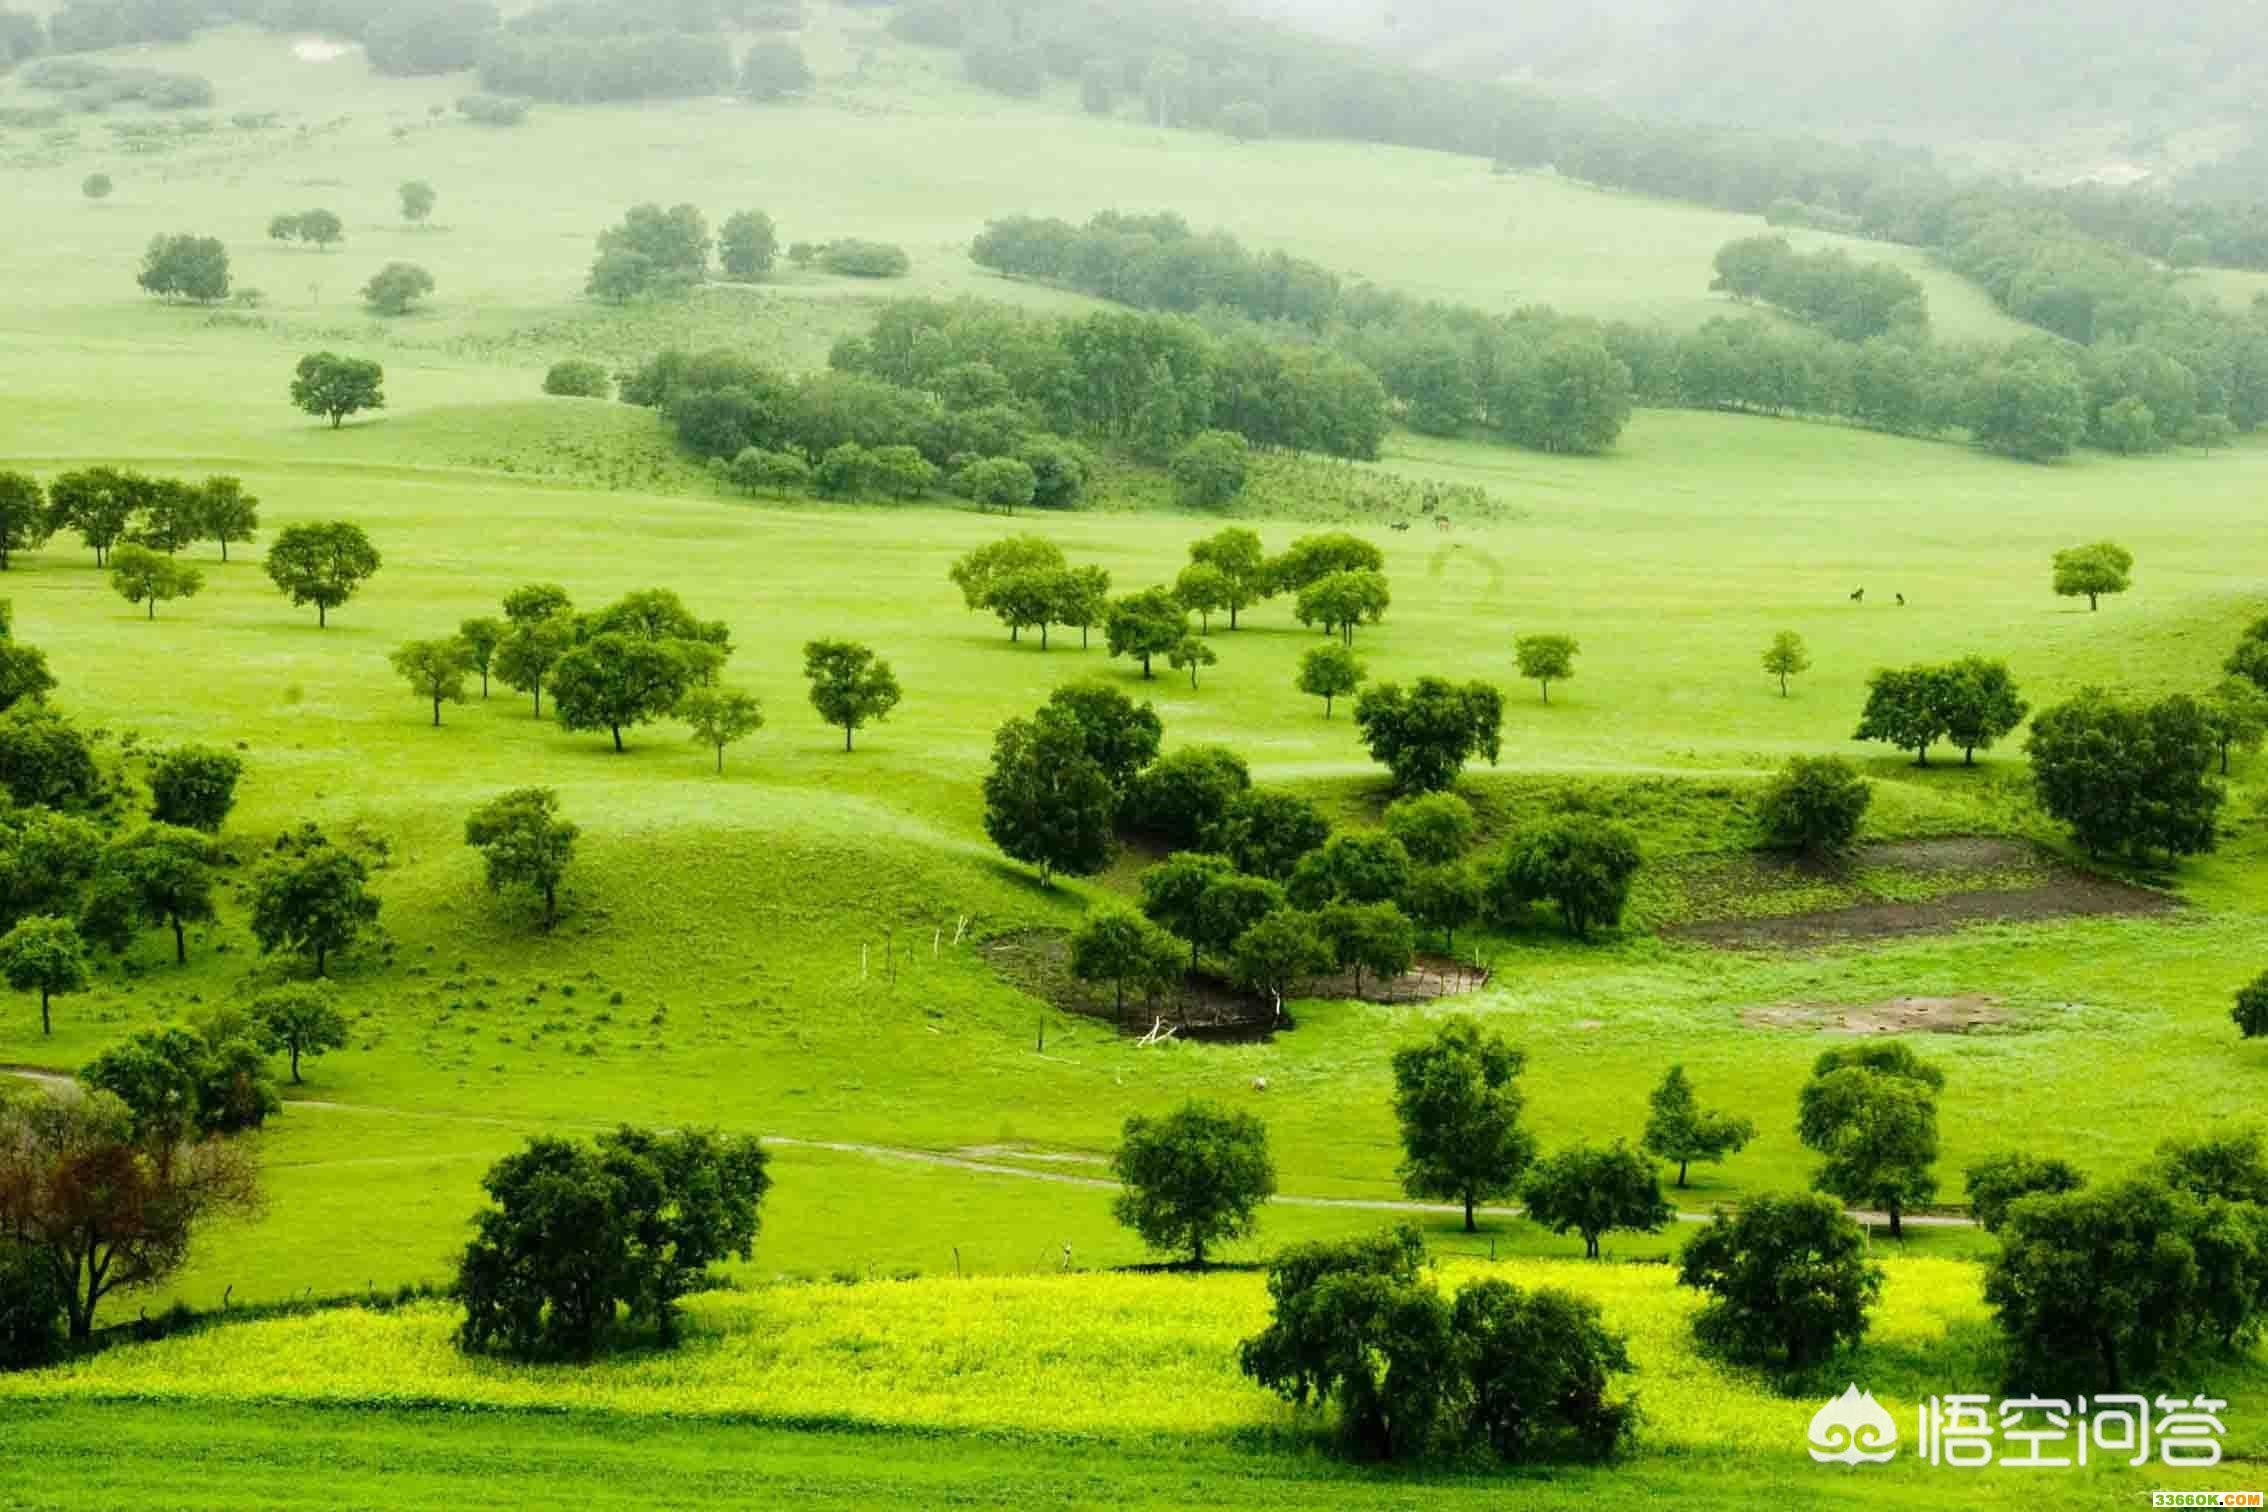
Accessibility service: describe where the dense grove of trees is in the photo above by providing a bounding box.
[1709,236,1926,341]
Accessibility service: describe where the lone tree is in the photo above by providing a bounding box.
[290,352,385,429]
[458,1127,770,1358]
[0,1087,260,1341]
[198,475,259,562]
[680,686,764,774]
[1353,677,1504,793]
[136,233,230,303]
[390,637,472,726]
[362,262,435,316]
[2027,688,2223,862]
[2053,541,2134,611]
[249,982,349,1084]
[464,788,580,929]
[1641,1065,1756,1187]
[1391,1015,1534,1232]
[803,639,901,751]
[148,745,243,832]
[107,544,203,619]
[1676,1194,1883,1370]
[400,179,436,224]
[248,826,380,977]
[1797,1042,1944,1239]
[983,707,1116,887]
[1105,587,1189,679]
[83,173,113,203]
[1514,634,1578,702]
[265,520,381,627]
[1520,1141,1674,1258]
[0,472,52,570]
[1068,906,1183,1015]
[718,210,778,282]
[1761,630,1810,696]
[1110,1100,1276,1266]
[1296,642,1364,717]
[1756,755,1871,856]
[0,916,88,1035]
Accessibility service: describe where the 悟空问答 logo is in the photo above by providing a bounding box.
[1809,1384,1899,1464]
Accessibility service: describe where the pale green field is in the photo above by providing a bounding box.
[3,11,2268,1507]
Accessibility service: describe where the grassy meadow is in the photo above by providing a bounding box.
[1,7,2266,1506]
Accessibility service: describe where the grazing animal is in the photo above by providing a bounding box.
[1251,1076,1269,1093]
[1390,519,1410,532]
[1849,587,1865,602]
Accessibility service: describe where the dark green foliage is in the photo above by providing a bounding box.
[982,706,1117,886]
[197,475,258,562]
[1710,234,1927,340]
[818,240,910,279]
[1316,900,1416,999]
[543,359,612,399]
[47,466,143,567]
[2229,616,2268,695]
[82,1020,279,1138]
[136,233,229,303]
[247,826,380,977]
[2052,541,2133,609]
[0,709,99,810]
[399,180,436,221]
[1067,906,1182,1015]
[1138,851,1233,971]
[1127,745,1249,848]
[82,824,216,965]
[1295,570,1389,645]
[1965,1150,2088,1232]
[458,1127,771,1358]
[1187,527,1270,628]
[465,788,579,927]
[389,638,471,726]
[550,635,694,752]
[1110,1100,1276,1265]
[366,2,491,76]
[0,641,55,715]
[1449,1278,1638,1462]
[0,1239,64,1368]
[1382,792,1475,866]
[1352,677,1503,793]
[1677,1193,1883,1370]
[1401,863,1484,953]
[1168,429,1249,508]
[1218,789,1328,881]
[587,203,709,301]
[2236,971,2268,1039]
[1288,831,1410,909]
[740,38,811,99]
[1853,657,2026,767]
[718,210,778,282]
[1390,1015,1532,1231]
[361,262,435,316]
[2027,688,2225,861]
[1520,1141,1674,1258]
[479,31,732,102]
[1228,910,1333,1002]
[1641,1065,1756,1187]
[0,472,52,570]
[1038,681,1161,799]
[289,353,385,429]
[1191,872,1285,966]
[1756,755,1871,855]
[1489,815,1641,939]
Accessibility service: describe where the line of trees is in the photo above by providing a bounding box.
[1709,235,1927,342]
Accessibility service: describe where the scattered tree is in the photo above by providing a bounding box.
[544,359,612,399]
[1761,630,1810,696]
[107,544,202,619]
[82,173,112,203]
[1756,755,1871,855]
[680,686,764,774]
[2052,541,2134,611]
[1173,561,1232,633]
[198,475,258,562]
[1168,429,1250,508]
[1521,1141,1674,1258]
[464,788,579,928]
[458,1127,770,1357]
[1296,643,1365,717]
[1069,906,1183,1016]
[1514,634,1578,702]
[1401,863,1485,953]
[1641,1065,1756,1187]
[1490,815,1642,939]
[290,352,386,429]
[1353,677,1504,793]
[497,612,576,718]
[362,262,435,316]
[1676,1193,1882,1370]
[390,637,472,726]
[136,233,230,303]
[2204,677,2268,774]
[2027,688,2223,861]
[1105,587,1188,679]
[1797,1042,1943,1239]
[0,917,87,1035]
[1168,634,1217,689]
[147,745,242,832]
[1111,1100,1276,1266]
[1187,527,1270,629]
[718,210,778,282]
[247,827,380,977]
[400,180,436,224]
[802,639,901,751]
[1139,851,1235,972]
[83,825,217,965]
[2236,970,2268,1040]
[1391,1015,1533,1232]
[249,982,348,1085]
[46,467,141,567]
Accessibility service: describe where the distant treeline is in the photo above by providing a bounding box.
[623,295,1392,477]
[885,0,2268,278]
[975,210,2268,463]
[1709,237,1926,343]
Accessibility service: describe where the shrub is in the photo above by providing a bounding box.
[543,359,612,399]
[1677,1193,1883,1370]
[819,240,909,278]
[1755,755,1870,855]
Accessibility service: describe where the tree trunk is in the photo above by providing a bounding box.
[1229,605,1239,630]
[1463,1193,1475,1233]
[1324,695,1333,718]
[1585,1233,1600,1258]
[1887,1200,1903,1240]
[221,539,229,563]
[172,917,186,964]
[40,986,50,1035]
[1964,746,1976,766]
[318,603,327,628]
[2089,593,2099,611]
[714,745,724,774]
[147,599,155,620]
[611,726,623,752]
[287,1043,302,1083]
[1039,623,1049,650]
[432,697,442,728]
[332,413,344,429]
[1140,655,1152,678]
[1010,624,1019,643]
[315,942,328,978]
[543,882,556,928]
[533,686,544,718]
[1779,673,1788,696]
[1541,681,1550,704]
[480,670,489,697]
[1678,1159,1689,1187]
[843,724,854,752]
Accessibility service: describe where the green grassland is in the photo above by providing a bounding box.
[2,9,2268,1507]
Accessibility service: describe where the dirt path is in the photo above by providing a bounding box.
[2,1067,1972,1230]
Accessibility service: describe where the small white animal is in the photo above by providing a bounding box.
[1251,1076,1269,1093]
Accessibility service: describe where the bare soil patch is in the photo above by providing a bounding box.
[1665,838,2177,950]
[1743,994,2010,1035]
[981,927,1489,1040]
